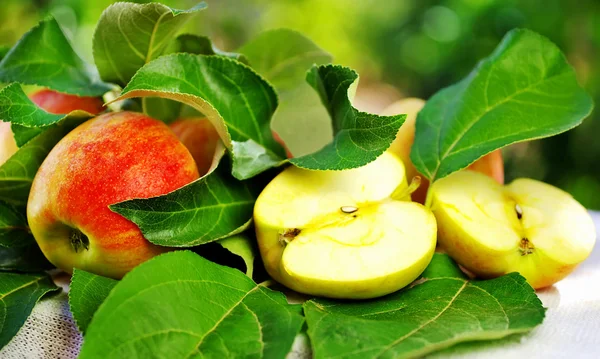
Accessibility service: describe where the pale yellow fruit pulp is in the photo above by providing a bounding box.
[431,170,596,289]
[254,152,437,299]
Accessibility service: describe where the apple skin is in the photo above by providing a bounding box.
[381,98,504,203]
[168,117,220,176]
[0,90,105,167]
[27,111,200,279]
[0,121,18,166]
[29,89,105,115]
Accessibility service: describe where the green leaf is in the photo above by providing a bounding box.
[411,29,594,183]
[110,158,265,247]
[93,2,207,86]
[144,34,246,123]
[240,29,332,91]
[0,117,89,206]
[115,54,285,180]
[0,272,59,349]
[218,234,256,278]
[0,243,53,272]
[172,34,247,63]
[289,64,406,170]
[0,200,31,248]
[0,18,113,97]
[80,251,304,358]
[69,269,117,334]
[239,29,333,157]
[304,253,545,359]
[0,46,9,61]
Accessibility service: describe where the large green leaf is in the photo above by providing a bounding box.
[0,273,59,349]
[93,2,206,86]
[304,254,545,358]
[145,34,246,123]
[0,200,31,248]
[0,200,52,272]
[110,158,265,247]
[239,29,333,157]
[0,18,113,97]
[290,65,406,169]
[80,251,304,358]
[114,54,285,180]
[69,269,117,334]
[411,29,593,183]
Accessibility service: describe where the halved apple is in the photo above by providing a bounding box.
[431,170,596,289]
[254,152,437,299]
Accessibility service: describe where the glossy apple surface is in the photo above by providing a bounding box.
[29,89,105,115]
[27,111,199,278]
[169,117,220,176]
[254,152,437,299]
[381,98,504,203]
[431,170,596,289]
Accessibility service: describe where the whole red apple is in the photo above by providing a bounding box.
[0,89,105,166]
[27,111,200,278]
[168,117,220,176]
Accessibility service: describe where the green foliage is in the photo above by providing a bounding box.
[290,65,405,170]
[93,2,207,86]
[0,272,59,348]
[116,53,285,180]
[411,29,593,183]
[0,18,113,96]
[218,234,256,277]
[239,29,333,157]
[79,251,304,359]
[69,269,117,334]
[111,158,266,247]
[304,254,545,358]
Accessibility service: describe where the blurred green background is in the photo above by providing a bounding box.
[2,0,599,208]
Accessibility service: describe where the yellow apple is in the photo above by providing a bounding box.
[381,98,504,203]
[254,152,437,299]
[430,170,596,289]
[0,121,18,166]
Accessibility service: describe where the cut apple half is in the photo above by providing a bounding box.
[254,152,437,299]
[431,170,596,289]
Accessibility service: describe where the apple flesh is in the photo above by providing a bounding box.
[169,117,220,176]
[0,89,105,167]
[431,170,596,289]
[27,111,200,279]
[254,152,437,299]
[381,98,504,203]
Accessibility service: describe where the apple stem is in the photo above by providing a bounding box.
[391,176,422,202]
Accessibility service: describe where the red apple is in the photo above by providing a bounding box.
[27,111,200,278]
[0,89,105,166]
[168,117,220,176]
[29,89,105,115]
[381,98,504,203]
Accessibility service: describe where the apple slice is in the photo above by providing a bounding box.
[431,170,596,289]
[254,152,437,299]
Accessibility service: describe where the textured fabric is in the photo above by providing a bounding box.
[2,213,599,358]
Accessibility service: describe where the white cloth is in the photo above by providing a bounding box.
[3,213,600,359]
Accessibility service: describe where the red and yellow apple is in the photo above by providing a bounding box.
[29,89,105,115]
[27,111,199,278]
[168,117,220,176]
[0,89,105,166]
[381,98,504,203]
